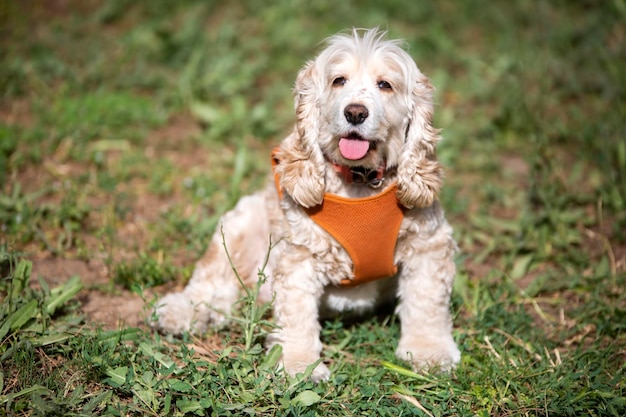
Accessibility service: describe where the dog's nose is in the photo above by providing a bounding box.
[344,104,369,125]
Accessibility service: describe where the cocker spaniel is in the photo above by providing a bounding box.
[152,28,460,381]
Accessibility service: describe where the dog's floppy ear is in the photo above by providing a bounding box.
[277,61,326,208]
[396,74,443,209]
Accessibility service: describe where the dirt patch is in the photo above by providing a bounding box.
[0,99,32,126]
[15,113,205,330]
[31,255,107,287]
[27,252,147,329]
[79,290,149,329]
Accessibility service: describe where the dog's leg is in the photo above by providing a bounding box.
[152,191,272,335]
[395,230,460,371]
[265,249,330,382]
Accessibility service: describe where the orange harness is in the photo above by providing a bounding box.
[272,149,405,287]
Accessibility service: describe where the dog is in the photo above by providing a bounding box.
[152,28,460,382]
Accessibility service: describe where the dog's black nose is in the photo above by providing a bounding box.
[344,104,369,125]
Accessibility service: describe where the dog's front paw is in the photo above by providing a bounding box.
[396,335,460,372]
[267,335,330,382]
[309,362,331,383]
[282,358,330,383]
[151,292,225,335]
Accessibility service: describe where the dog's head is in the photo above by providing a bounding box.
[279,28,443,209]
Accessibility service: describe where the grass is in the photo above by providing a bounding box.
[1,0,625,415]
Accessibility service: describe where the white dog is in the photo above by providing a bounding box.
[152,28,460,381]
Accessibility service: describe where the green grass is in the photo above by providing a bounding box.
[1,0,625,415]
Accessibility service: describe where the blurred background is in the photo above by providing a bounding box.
[1,0,623,293]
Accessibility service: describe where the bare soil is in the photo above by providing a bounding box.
[4,109,202,330]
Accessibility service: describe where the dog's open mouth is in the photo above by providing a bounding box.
[338,133,376,161]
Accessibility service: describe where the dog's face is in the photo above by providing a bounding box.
[315,44,412,170]
[280,29,443,209]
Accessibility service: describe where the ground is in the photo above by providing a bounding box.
[1,1,624,415]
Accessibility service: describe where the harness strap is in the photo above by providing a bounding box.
[305,185,404,286]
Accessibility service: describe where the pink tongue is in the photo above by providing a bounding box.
[339,138,370,160]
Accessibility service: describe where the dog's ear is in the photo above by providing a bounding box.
[396,74,443,209]
[277,61,326,208]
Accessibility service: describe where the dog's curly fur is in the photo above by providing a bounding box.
[152,28,460,381]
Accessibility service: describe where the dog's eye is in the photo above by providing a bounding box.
[332,77,347,87]
[377,80,392,90]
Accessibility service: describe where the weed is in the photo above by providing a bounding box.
[113,253,178,290]
[0,124,19,189]
[221,228,276,351]
[0,184,91,254]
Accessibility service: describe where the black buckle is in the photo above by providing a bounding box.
[349,167,384,188]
